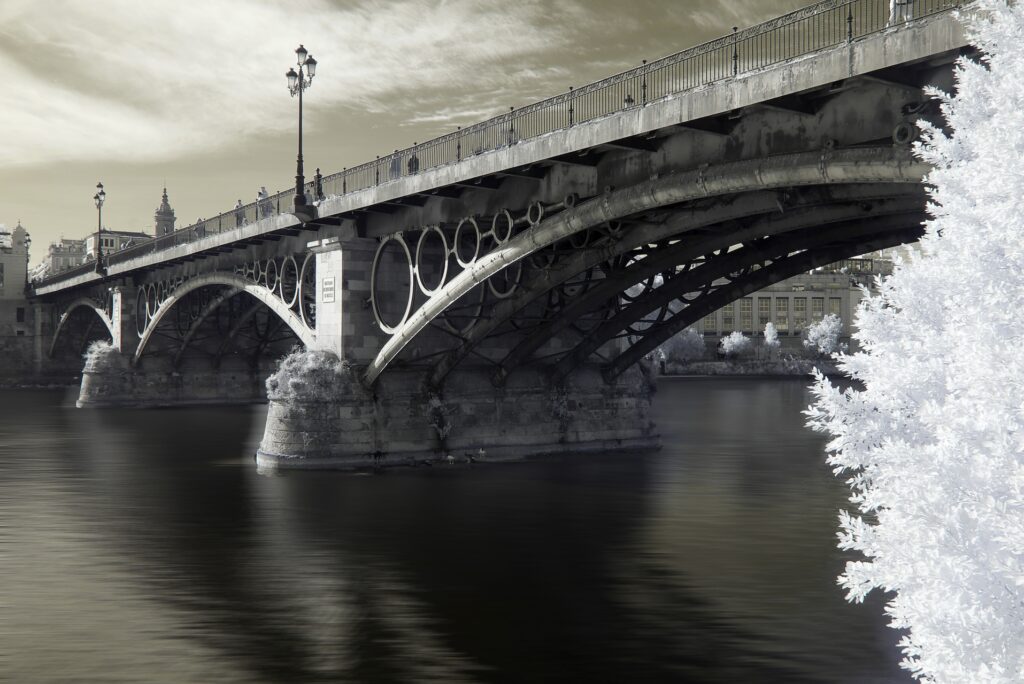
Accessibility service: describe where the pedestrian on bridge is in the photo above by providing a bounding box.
[234,199,245,227]
[889,0,913,25]
[257,187,273,219]
[407,148,420,175]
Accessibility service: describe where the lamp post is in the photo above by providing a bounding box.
[286,44,317,213]
[93,182,106,275]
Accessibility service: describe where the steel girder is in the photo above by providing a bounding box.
[363,146,929,386]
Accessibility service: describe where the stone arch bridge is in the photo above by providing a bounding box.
[33,0,970,467]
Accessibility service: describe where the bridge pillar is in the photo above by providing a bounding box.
[32,301,50,376]
[310,238,344,357]
[309,235,379,363]
[110,285,139,356]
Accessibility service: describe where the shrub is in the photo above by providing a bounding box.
[661,327,706,363]
[719,331,751,358]
[802,314,845,357]
[265,348,353,402]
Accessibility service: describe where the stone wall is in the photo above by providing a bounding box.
[77,344,270,408]
[257,358,658,470]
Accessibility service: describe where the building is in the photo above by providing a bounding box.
[0,222,31,338]
[84,229,153,262]
[154,188,176,237]
[82,188,173,259]
[34,238,86,279]
[696,256,893,351]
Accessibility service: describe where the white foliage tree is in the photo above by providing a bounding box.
[763,321,781,358]
[661,327,706,363]
[806,3,1024,681]
[720,331,751,358]
[802,313,846,357]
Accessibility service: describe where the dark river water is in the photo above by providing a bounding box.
[2,378,909,683]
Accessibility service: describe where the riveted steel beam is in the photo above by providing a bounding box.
[489,196,923,386]
[601,226,924,381]
[553,214,923,382]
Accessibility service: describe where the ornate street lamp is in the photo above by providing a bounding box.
[93,181,106,275]
[286,44,317,214]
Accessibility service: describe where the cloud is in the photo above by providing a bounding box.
[0,0,587,168]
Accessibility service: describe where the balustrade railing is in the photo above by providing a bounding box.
[35,0,961,290]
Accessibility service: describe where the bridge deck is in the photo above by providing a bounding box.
[34,0,967,297]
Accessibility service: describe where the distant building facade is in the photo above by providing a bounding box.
[84,229,153,262]
[35,238,86,278]
[0,222,31,338]
[696,257,893,351]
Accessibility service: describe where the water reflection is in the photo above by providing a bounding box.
[2,380,908,682]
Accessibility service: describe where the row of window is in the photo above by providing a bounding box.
[702,296,842,335]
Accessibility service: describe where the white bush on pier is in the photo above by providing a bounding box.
[265,349,353,402]
[807,3,1024,681]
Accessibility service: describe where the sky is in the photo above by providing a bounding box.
[0,0,807,266]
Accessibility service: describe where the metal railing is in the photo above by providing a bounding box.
[35,0,961,290]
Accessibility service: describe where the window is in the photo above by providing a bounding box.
[812,297,824,323]
[0,262,4,290]
[758,298,771,329]
[16,307,24,323]
[794,298,808,332]
[740,298,753,332]
[722,302,735,331]
[829,297,842,317]
[702,311,718,335]
[15,330,23,337]
[775,298,789,334]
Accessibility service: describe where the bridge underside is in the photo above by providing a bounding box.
[365,154,927,390]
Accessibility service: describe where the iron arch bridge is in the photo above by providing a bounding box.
[47,255,319,379]
[29,0,969,463]
[48,296,116,360]
[362,147,927,389]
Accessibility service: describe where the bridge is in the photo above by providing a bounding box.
[33,0,971,468]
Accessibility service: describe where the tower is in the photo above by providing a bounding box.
[154,188,176,237]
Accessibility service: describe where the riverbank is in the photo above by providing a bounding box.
[662,357,840,377]
[0,379,78,390]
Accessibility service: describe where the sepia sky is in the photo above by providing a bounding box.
[0,0,807,265]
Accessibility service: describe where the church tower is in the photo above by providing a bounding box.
[154,188,176,237]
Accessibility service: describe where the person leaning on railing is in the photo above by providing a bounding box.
[257,186,273,218]
[890,0,913,25]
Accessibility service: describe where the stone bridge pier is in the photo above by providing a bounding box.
[256,233,657,470]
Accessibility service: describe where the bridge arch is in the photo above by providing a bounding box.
[558,217,923,382]
[49,297,116,359]
[133,272,315,366]
[363,146,928,387]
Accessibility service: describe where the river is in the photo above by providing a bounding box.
[2,378,910,683]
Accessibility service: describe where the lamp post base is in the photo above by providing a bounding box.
[292,203,318,223]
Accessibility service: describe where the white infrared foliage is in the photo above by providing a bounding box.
[662,327,706,362]
[763,321,781,353]
[803,313,845,357]
[720,331,752,358]
[806,3,1024,681]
